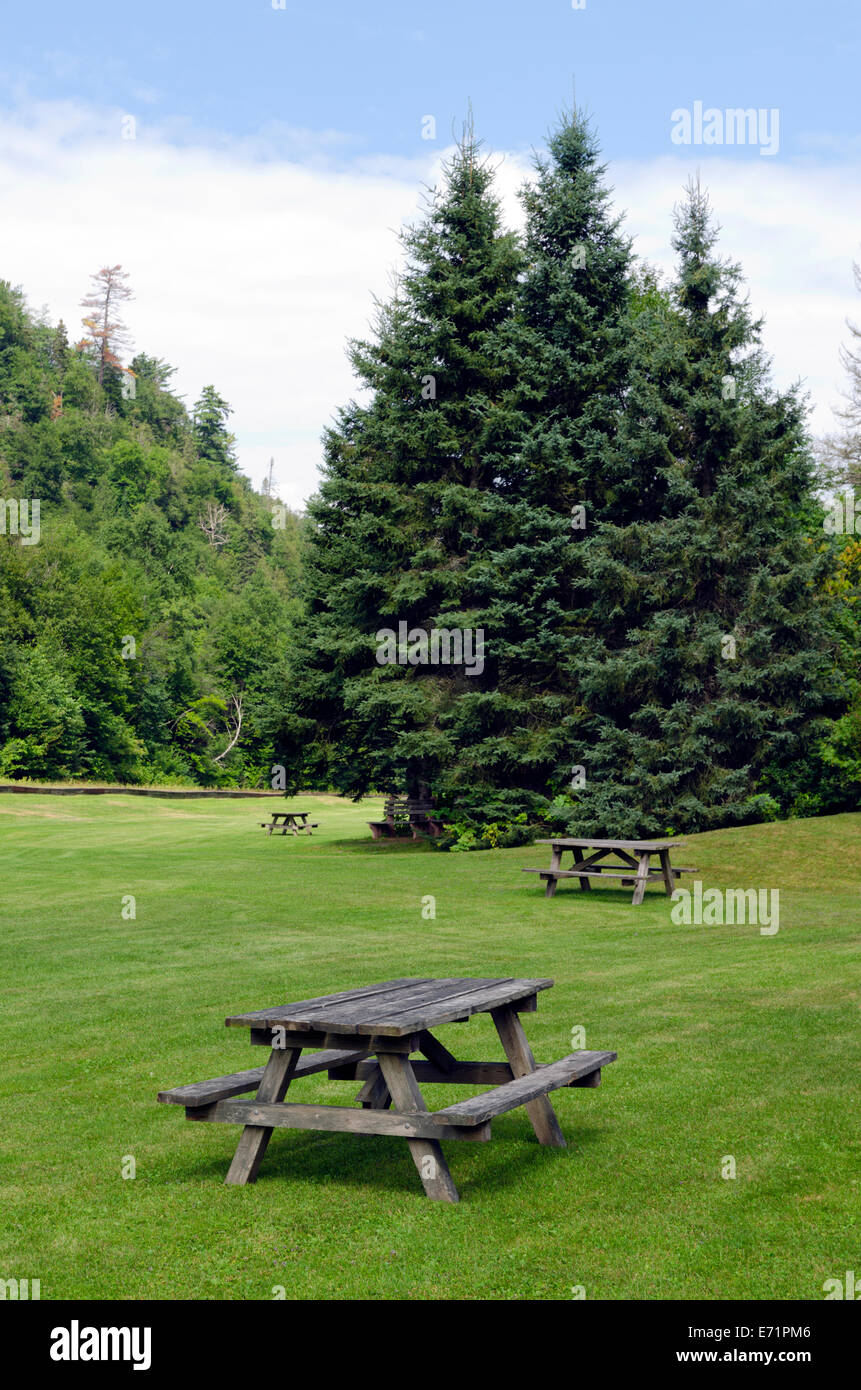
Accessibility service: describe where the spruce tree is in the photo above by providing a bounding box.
[282,110,638,823]
[281,126,523,800]
[434,110,634,820]
[565,179,842,835]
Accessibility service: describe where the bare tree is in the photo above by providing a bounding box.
[198,501,229,549]
[819,258,861,493]
[78,265,134,384]
[213,694,243,763]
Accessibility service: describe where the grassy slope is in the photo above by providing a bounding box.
[0,793,858,1301]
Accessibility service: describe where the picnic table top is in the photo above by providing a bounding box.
[268,809,310,818]
[225,976,553,1039]
[535,837,685,851]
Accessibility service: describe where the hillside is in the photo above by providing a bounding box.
[0,278,302,786]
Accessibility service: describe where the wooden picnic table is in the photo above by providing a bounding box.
[524,837,696,906]
[368,794,444,840]
[259,809,318,837]
[158,977,617,1203]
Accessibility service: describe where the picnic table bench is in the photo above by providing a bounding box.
[158,977,617,1203]
[524,837,697,906]
[368,794,444,840]
[259,810,318,837]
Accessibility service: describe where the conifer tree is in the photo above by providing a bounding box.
[564,180,842,835]
[281,125,523,799]
[435,109,634,819]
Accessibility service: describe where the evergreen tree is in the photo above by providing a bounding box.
[563,180,842,835]
[433,109,635,820]
[193,385,236,469]
[280,124,523,799]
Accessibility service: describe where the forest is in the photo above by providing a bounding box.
[0,267,301,787]
[1,111,859,838]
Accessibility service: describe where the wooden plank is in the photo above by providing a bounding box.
[352,1058,593,1087]
[159,1067,266,1107]
[238,978,548,1038]
[154,1046,368,1103]
[302,977,506,1031]
[535,869,661,881]
[568,847,617,872]
[491,1006,566,1147]
[224,1046,301,1185]
[510,993,538,1013]
[631,853,652,907]
[249,1029,418,1054]
[433,1051,618,1125]
[360,979,554,1037]
[193,1098,489,1142]
[352,1059,515,1086]
[658,849,675,897]
[545,843,562,898]
[534,837,685,850]
[226,978,435,1030]
[377,1054,461,1202]
[356,1065,391,1110]
[417,1030,458,1073]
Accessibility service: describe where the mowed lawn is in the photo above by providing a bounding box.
[0,792,858,1301]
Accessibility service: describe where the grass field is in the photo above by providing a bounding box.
[1,792,858,1301]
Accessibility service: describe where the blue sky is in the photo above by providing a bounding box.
[2,2,859,504]
[5,0,858,162]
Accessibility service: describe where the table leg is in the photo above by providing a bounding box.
[225,1046,301,1185]
[658,850,675,897]
[491,1006,566,1148]
[631,853,651,906]
[356,1065,392,1110]
[545,846,562,898]
[377,1053,459,1203]
[571,855,593,891]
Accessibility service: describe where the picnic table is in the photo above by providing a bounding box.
[158,977,617,1203]
[368,794,444,840]
[259,809,318,837]
[524,837,696,906]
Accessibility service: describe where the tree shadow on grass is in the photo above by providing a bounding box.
[330,836,435,856]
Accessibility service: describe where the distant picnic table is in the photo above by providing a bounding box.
[524,837,696,906]
[158,976,617,1203]
[259,810,318,837]
[368,794,444,840]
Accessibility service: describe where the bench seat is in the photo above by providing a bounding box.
[522,867,697,880]
[157,1047,368,1107]
[431,1050,617,1126]
[523,868,647,880]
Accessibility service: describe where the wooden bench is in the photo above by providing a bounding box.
[158,1047,369,1107]
[368,795,444,840]
[524,866,697,887]
[431,1051,616,1125]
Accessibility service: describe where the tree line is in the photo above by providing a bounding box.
[1,106,858,839]
[0,267,301,785]
[277,109,859,841]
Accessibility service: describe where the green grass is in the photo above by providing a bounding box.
[1,792,858,1300]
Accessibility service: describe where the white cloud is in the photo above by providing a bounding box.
[0,100,858,509]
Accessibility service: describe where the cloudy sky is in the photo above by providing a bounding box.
[1,0,859,507]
